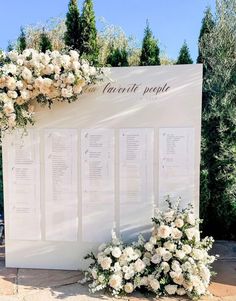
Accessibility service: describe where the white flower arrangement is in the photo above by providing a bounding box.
[83,199,217,300]
[0,49,105,131]
[83,230,148,296]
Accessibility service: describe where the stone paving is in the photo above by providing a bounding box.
[0,241,235,301]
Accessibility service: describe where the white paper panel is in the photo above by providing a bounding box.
[81,128,115,243]
[119,128,154,241]
[7,130,41,240]
[159,127,195,209]
[44,129,78,241]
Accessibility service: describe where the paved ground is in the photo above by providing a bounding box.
[0,241,235,301]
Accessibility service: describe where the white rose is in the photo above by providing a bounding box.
[199,264,211,283]
[164,241,176,252]
[182,244,192,254]
[124,282,134,294]
[7,90,18,99]
[162,251,172,261]
[149,236,157,245]
[156,247,166,256]
[144,242,153,252]
[16,80,24,90]
[165,284,177,295]
[161,262,170,274]
[190,275,201,287]
[66,73,75,84]
[195,282,207,295]
[185,227,199,241]
[119,254,128,266]
[43,78,53,87]
[35,77,44,88]
[174,218,184,228]
[72,60,81,71]
[73,86,82,94]
[54,65,61,74]
[8,114,16,127]
[163,210,175,222]
[158,225,171,238]
[3,102,14,116]
[61,87,73,98]
[134,259,145,273]
[109,274,122,290]
[186,213,196,225]
[151,254,161,264]
[112,247,122,258]
[175,250,186,260]
[123,247,134,258]
[169,271,181,279]
[181,261,192,272]
[70,50,79,61]
[40,53,50,65]
[149,279,160,291]
[21,67,32,82]
[16,97,25,105]
[6,77,16,90]
[171,227,183,240]
[173,274,184,285]
[177,287,186,295]
[100,257,112,270]
[21,90,31,101]
[140,276,148,286]
[143,256,151,266]
[192,248,204,260]
[171,260,182,272]
[113,262,121,273]
[183,280,193,292]
[6,63,17,75]
[8,51,18,61]
[17,58,24,66]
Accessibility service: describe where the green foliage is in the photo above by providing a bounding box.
[197,7,215,64]
[39,29,52,53]
[79,0,98,64]
[176,41,193,64]
[0,147,3,213]
[106,45,129,67]
[200,0,236,239]
[64,0,80,50]
[7,41,14,52]
[18,27,27,53]
[140,20,160,66]
[97,19,140,66]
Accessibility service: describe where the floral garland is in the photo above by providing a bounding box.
[0,49,105,131]
[83,200,217,300]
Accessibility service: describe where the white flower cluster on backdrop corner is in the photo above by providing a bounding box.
[0,49,106,132]
[83,199,217,300]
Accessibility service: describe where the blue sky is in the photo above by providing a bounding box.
[0,0,215,61]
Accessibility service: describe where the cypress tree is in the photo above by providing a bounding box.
[79,0,98,64]
[176,41,193,64]
[200,0,236,239]
[64,0,80,50]
[106,45,129,67]
[197,7,214,64]
[7,42,14,52]
[18,27,27,53]
[140,20,160,66]
[39,29,52,53]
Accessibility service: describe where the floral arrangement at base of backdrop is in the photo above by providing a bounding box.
[83,200,217,301]
[0,49,105,132]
